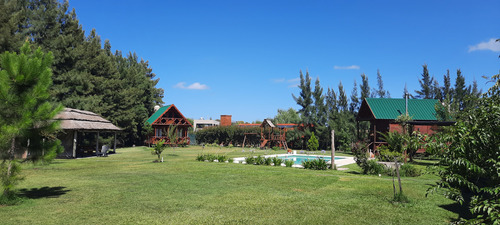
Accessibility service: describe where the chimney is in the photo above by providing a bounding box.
[220,115,232,126]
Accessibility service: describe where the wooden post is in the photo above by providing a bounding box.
[331,130,335,169]
[113,132,117,153]
[73,131,77,158]
[96,131,99,154]
[372,123,377,156]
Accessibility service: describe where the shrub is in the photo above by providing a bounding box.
[302,158,328,170]
[196,154,230,163]
[245,156,255,165]
[284,160,294,167]
[272,157,283,166]
[271,146,279,151]
[377,145,402,162]
[352,140,371,174]
[254,155,265,165]
[364,160,386,175]
[264,157,273,166]
[217,155,228,163]
[307,132,319,151]
[399,163,421,177]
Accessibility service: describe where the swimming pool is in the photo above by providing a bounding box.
[276,155,344,165]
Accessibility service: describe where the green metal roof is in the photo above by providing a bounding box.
[365,98,439,120]
[146,105,171,125]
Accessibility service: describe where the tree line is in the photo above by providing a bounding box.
[0,0,164,146]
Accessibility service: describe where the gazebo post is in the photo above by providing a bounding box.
[113,132,117,153]
[73,131,78,158]
[96,131,99,154]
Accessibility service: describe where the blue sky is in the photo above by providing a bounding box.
[69,0,500,122]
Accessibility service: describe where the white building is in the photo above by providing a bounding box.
[193,118,220,132]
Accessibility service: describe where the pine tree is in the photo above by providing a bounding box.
[292,70,313,124]
[415,64,435,99]
[442,69,453,102]
[0,43,63,197]
[312,78,326,126]
[337,81,348,112]
[360,73,370,102]
[326,87,338,114]
[0,0,24,53]
[375,69,389,98]
[432,79,442,101]
[454,69,467,111]
[349,79,359,113]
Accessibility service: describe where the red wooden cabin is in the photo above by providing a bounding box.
[145,104,192,145]
[356,98,454,152]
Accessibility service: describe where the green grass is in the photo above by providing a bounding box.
[0,146,457,224]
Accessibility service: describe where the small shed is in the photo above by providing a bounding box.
[145,104,192,145]
[356,98,454,151]
[55,108,121,158]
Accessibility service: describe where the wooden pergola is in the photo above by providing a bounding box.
[54,108,121,158]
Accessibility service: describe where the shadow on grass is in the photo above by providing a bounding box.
[439,202,472,221]
[166,154,179,157]
[18,186,70,199]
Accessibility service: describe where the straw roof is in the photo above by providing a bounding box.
[54,108,121,131]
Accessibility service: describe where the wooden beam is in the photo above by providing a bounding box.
[113,132,117,153]
[96,131,99,154]
[73,131,77,158]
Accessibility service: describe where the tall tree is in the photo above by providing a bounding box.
[312,78,326,126]
[0,43,63,197]
[432,79,442,100]
[442,69,453,101]
[375,69,389,98]
[415,64,435,99]
[326,87,338,114]
[292,70,313,124]
[273,108,301,124]
[0,0,24,53]
[360,73,370,102]
[454,69,467,111]
[349,79,359,113]
[337,81,348,112]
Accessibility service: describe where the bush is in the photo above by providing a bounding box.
[245,156,255,165]
[264,157,273,166]
[364,160,386,175]
[301,158,328,170]
[307,132,319,151]
[271,146,279,151]
[272,157,283,166]
[352,141,371,174]
[377,145,402,162]
[284,160,294,167]
[254,155,265,165]
[196,154,230,163]
[399,163,421,177]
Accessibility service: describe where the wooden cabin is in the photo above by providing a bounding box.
[145,104,192,145]
[356,98,454,151]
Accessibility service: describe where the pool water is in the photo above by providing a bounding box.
[276,155,344,165]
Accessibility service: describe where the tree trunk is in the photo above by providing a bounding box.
[3,138,16,196]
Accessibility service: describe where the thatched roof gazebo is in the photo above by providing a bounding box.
[55,108,121,158]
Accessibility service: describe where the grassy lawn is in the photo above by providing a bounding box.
[1,146,457,224]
